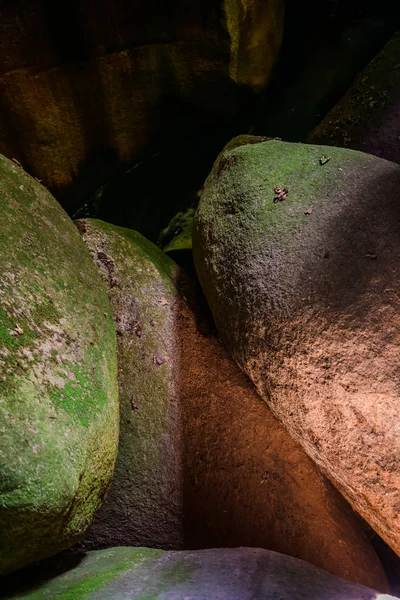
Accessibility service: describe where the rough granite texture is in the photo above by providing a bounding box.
[75,219,184,550]
[177,279,388,591]
[193,138,400,555]
[2,546,398,600]
[0,157,119,575]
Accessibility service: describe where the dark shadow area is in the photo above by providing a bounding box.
[70,0,400,245]
[73,113,250,243]
[372,536,400,596]
[0,552,85,599]
[253,0,400,141]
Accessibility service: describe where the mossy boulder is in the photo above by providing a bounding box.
[0,157,119,575]
[159,208,195,255]
[3,546,397,600]
[76,219,184,550]
[193,138,400,555]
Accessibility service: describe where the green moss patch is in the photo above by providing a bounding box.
[0,155,119,575]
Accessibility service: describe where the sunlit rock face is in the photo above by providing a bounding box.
[193,136,400,556]
[0,0,284,211]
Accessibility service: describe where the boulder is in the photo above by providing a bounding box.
[2,546,397,599]
[0,0,284,210]
[77,219,387,590]
[76,219,185,550]
[0,156,119,574]
[178,281,389,591]
[307,33,400,164]
[193,138,400,555]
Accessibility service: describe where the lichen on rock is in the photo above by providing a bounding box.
[0,155,119,575]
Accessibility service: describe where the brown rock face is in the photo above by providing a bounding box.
[77,219,387,590]
[307,33,400,163]
[0,0,284,210]
[178,280,389,592]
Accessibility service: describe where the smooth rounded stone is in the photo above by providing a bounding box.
[307,33,400,164]
[77,219,388,591]
[0,0,284,209]
[0,157,119,575]
[193,138,400,555]
[2,546,398,600]
[76,219,185,550]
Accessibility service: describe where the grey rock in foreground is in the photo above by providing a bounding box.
[3,546,398,599]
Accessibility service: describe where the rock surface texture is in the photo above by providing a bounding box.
[0,0,284,209]
[76,219,184,550]
[0,157,119,575]
[2,546,397,600]
[193,138,400,555]
[307,33,400,164]
[178,282,389,590]
[78,219,387,590]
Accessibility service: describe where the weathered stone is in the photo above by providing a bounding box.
[307,33,400,164]
[0,0,284,210]
[0,157,119,575]
[76,219,185,550]
[77,219,387,590]
[2,547,398,599]
[193,138,400,555]
[178,281,389,591]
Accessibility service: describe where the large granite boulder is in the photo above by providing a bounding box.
[2,546,397,599]
[0,157,119,575]
[77,219,387,590]
[307,33,400,164]
[0,0,284,210]
[76,219,185,550]
[193,138,400,555]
